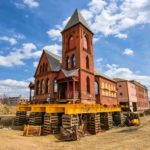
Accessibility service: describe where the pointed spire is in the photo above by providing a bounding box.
[62,9,93,33]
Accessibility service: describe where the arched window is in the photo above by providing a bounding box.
[46,79,50,94]
[86,56,89,69]
[66,56,70,69]
[86,77,90,93]
[54,79,58,93]
[95,81,99,95]
[36,81,40,95]
[72,55,76,68]
[83,36,88,49]
[41,80,45,94]
[68,36,75,49]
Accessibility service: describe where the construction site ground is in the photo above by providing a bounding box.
[0,115,149,150]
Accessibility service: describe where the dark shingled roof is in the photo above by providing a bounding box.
[94,69,116,82]
[44,50,62,72]
[62,9,93,33]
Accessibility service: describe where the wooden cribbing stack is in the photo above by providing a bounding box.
[43,113,59,135]
[62,114,79,129]
[87,113,101,134]
[60,114,79,141]
[100,112,113,130]
[28,112,43,125]
[14,111,27,126]
[23,125,41,136]
[112,112,125,126]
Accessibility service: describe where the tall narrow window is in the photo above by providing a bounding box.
[86,77,90,93]
[68,36,75,49]
[72,55,76,68]
[83,36,88,49]
[95,81,99,95]
[41,80,45,94]
[86,56,89,69]
[66,56,70,69]
[54,79,58,93]
[36,81,40,95]
[46,79,50,94]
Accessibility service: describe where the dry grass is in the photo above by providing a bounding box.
[0,104,16,115]
[0,116,150,150]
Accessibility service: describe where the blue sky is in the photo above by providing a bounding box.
[0,0,150,97]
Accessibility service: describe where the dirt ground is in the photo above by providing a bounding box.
[0,116,150,150]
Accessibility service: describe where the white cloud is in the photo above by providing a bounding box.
[96,58,103,64]
[115,33,128,39]
[0,79,29,97]
[0,42,61,67]
[88,0,107,14]
[33,61,38,68]
[47,29,61,41]
[47,0,150,41]
[123,48,134,56]
[47,17,70,41]
[0,36,17,45]
[23,0,39,8]
[105,64,150,96]
[43,44,61,55]
[0,43,41,67]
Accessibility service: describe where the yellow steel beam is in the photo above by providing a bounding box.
[16,104,121,114]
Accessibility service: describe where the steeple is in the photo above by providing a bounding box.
[62,9,93,33]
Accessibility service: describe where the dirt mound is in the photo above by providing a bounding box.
[0,104,16,115]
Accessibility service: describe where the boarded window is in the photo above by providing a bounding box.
[83,36,88,49]
[68,36,75,49]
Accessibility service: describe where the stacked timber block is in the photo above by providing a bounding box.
[100,112,113,130]
[23,125,41,136]
[87,113,101,134]
[43,113,59,135]
[61,114,79,141]
[14,111,27,126]
[112,112,125,126]
[62,114,79,129]
[28,112,43,126]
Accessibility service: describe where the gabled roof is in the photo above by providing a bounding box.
[94,69,116,82]
[62,9,93,33]
[62,68,79,77]
[44,50,62,72]
[130,80,148,90]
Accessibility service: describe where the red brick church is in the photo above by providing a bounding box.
[29,9,118,105]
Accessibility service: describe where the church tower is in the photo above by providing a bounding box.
[61,9,95,103]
